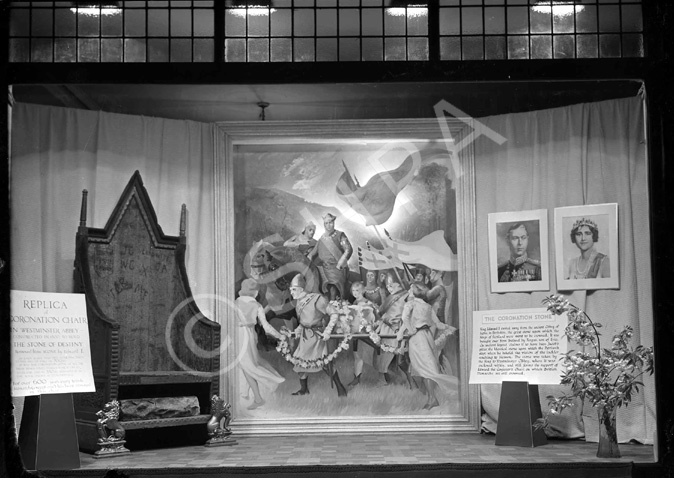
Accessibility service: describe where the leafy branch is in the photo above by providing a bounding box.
[534,295,654,431]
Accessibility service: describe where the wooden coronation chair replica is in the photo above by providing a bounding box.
[72,171,221,453]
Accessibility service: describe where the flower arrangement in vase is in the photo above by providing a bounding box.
[535,295,654,458]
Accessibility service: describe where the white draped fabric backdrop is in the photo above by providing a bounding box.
[474,96,655,444]
[9,97,655,444]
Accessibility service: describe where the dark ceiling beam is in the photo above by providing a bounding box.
[7,59,649,86]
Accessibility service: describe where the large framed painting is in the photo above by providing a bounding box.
[214,119,479,435]
[554,203,619,291]
[488,209,550,293]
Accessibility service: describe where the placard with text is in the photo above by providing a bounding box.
[469,308,567,385]
[10,290,95,396]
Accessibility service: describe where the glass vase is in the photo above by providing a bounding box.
[596,404,621,458]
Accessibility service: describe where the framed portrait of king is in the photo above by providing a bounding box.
[488,209,550,293]
[554,203,619,291]
[212,119,481,437]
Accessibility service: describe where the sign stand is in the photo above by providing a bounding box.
[19,394,80,470]
[494,381,547,447]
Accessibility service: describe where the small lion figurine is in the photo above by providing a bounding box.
[205,395,236,446]
[96,400,125,443]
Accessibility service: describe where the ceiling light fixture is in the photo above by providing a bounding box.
[531,1,584,17]
[386,0,428,18]
[70,1,121,16]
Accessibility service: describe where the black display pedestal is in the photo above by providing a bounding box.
[495,381,548,447]
[19,394,81,470]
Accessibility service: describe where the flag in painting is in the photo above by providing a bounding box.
[380,230,458,272]
[335,155,417,226]
[357,246,404,271]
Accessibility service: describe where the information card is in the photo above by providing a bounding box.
[469,308,567,385]
[10,290,95,396]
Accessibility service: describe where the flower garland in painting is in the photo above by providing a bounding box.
[275,328,351,369]
[275,299,410,367]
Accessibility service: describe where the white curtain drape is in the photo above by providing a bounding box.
[473,96,655,444]
[10,103,216,305]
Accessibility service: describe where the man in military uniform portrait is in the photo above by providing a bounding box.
[497,222,542,282]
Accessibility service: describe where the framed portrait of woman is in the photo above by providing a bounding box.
[488,209,549,293]
[554,203,619,291]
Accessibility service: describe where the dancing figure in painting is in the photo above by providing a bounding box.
[308,213,352,301]
[235,278,285,410]
[374,273,412,386]
[283,274,348,397]
[347,281,380,388]
[397,281,458,410]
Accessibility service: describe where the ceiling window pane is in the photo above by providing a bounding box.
[385,9,406,35]
[462,7,482,35]
[148,38,169,61]
[576,34,598,58]
[553,34,574,59]
[407,37,428,60]
[194,9,214,36]
[10,39,30,62]
[171,9,192,36]
[507,35,528,59]
[622,33,643,58]
[407,8,428,36]
[384,37,406,60]
[484,7,505,34]
[78,11,99,37]
[599,33,621,57]
[124,9,146,37]
[507,7,528,35]
[440,8,460,35]
[54,9,76,36]
[194,38,214,61]
[78,38,100,62]
[598,5,620,33]
[340,9,360,36]
[531,34,552,59]
[225,9,246,37]
[576,5,597,33]
[31,38,53,62]
[10,9,30,37]
[102,12,123,37]
[271,37,292,61]
[485,35,506,59]
[101,38,123,62]
[317,38,338,60]
[294,10,315,36]
[271,9,292,36]
[225,38,246,61]
[54,38,76,62]
[293,38,315,61]
[248,11,270,37]
[621,5,642,32]
[440,36,460,60]
[362,9,383,36]
[462,36,483,60]
[248,38,270,61]
[339,37,360,60]
[148,9,169,36]
[317,9,337,37]
[362,37,383,60]
[529,7,551,34]
[124,38,146,61]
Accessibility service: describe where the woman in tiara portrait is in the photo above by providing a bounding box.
[565,217,611,280]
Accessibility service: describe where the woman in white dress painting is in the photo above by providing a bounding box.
[235,278,285,410]
[566,218,610,280]
[396,281,457,410]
